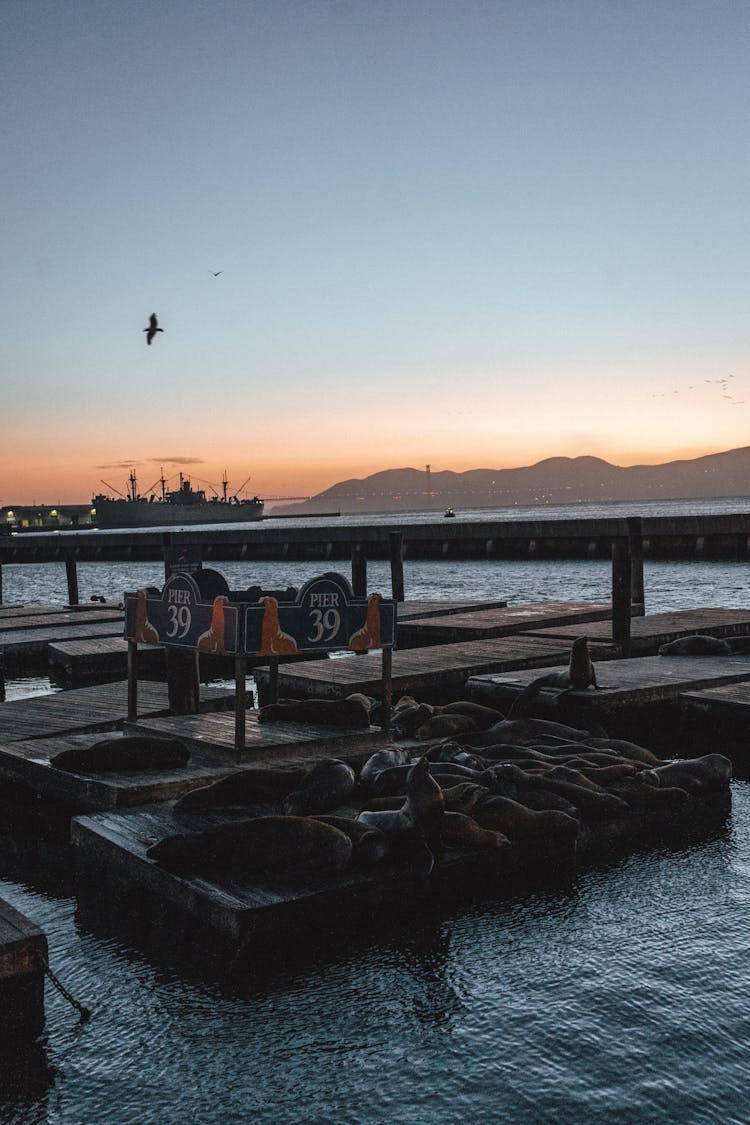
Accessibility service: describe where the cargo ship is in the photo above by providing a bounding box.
[92,470,264,529]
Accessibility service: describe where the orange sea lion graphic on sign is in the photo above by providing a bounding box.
[349,593,381,652]
[197,596,229,654]
[134,589,159,644]
[257,596,299,656]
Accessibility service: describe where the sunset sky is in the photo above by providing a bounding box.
[2,1,749,505]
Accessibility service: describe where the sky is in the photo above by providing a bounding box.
[2,0,749,505]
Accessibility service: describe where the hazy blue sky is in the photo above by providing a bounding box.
[2,1,748,503]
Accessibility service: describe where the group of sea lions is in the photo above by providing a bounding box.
[147,686,732,882]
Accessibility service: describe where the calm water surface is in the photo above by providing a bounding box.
[2,499,750,1122]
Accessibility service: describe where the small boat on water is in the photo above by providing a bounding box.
[92,470,264,529]
[444,507,456,518]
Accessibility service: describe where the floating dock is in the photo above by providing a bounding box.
[520,607,750,656]
[0,896,47,1040]
[396,600,612,648]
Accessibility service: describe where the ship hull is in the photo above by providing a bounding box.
[94,501,264,529]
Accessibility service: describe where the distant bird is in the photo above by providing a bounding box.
[209,270,223,277]
[144,313,163,345]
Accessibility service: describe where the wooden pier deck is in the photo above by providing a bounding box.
[679,682,750,768]
[0,621,125,666]
[48,637,165,683]
[0,896,47,1039]
[125,710,389,767]
[0,608,123,633]
[0,731,243,813]
[519,608,750,656]
[396,598,508,620]
[253,635,619,705]
[0,680,232,744]
[396,600,611,648]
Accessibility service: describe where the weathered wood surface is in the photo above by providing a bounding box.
[0,621,125,665]
[0,731,241,811]
[468,653,750,711]
[252,636,619,703]
[0,896,47,980]
[520,608,750,655]
[48,637,165,681]
[680,681,750,717]
[0,680,233,744]
[0,608,123,632]
[125,711,389,766]
[397,598,508,621]
[0,602,121,621]
[397,601,611,648]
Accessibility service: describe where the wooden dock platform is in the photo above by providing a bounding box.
[0,621,125,667]
[125,710,389,767]
[519,608,750,656]
[0,731,243,813]
[0,680,233,744]
[253,636,619,705]
[0,608,123,633]
[48,637,165,683]
[396,600,612,648]
[467,653,750,748]
[0,896,47,1040]
[679,682,750,770]
[397,598,508,621]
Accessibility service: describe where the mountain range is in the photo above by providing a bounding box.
[273,446,750,515]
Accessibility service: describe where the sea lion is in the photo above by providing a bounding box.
[282,759,357,815]
[644,754,732,793]
[389,703,435,738]
[259,697,370,729]
[349,593,382,651]
[134,588,159,645]
[508,636,598,716]
[462,716,599,749]
[416,714,479,740]
[196,596,229,654]
[310,814,389,866]
[659,635,732,656]
[433,701,506,730]
[472,795,579,842]
[583,737,662,767]
[526,775,630,819]
[257,596,299,656]
[360,747,412,789]
[440,781,491,815]
[346,692,376,718]
[606,777,689,809]
[51,735,188,774]
[147,815,353,877]
[441,811,510,852]
[174,767,308,813]
[358,754,445,849]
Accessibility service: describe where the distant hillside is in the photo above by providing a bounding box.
[271,446,750,515]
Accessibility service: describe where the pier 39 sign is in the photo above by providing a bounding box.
[124,571,396,657]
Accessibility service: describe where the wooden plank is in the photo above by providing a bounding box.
[467,653,750,711]
[397,600,611,648]
[0,896,47,1040]
[0,621,125,665]
[0,731,242,811]
[48,636,165,681]
[0,680,233,743]
[125,710,389,766]
[0,897,47,979]
[0,608,123,632]
[253,636,619,703]
[396,598,508,621]
[518,608,750,655]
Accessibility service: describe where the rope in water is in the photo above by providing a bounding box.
[37,951,91,1021]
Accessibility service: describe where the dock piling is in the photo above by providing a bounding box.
[389,532,405,601]
[64,553,79,606]
[611,537,633,656]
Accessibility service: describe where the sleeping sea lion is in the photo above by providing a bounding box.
[51,735,188,774]
[282,759,357,815]
[174,767,307,812]
[310,814,389,866]
[643,754,732,793]
[472,795,579,842]
[658,635,732,656]
[416,714,479,740]
[441,811,510,852]
[360,747,412,789]
[259,697,370,728]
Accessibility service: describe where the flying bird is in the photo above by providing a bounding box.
[209,270,223,277]
[143,313,164,345]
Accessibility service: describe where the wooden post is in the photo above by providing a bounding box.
[234,656,247,756]
[351,542,367,596]
[611,536,632,657]
[628,516,645,616]
[389,531,405,601]
[268,657,279,705]
[381,647,392,734]
[127,641,138,721]
[165,647,200,714]
[162,532,171,582]
[65,554,79,606]
[0,562,3,605]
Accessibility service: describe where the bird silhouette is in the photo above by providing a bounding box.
[143,313,164,345]
[209,270,223,277]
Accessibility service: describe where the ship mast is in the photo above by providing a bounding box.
[128,469,138,501]
[222,470,228,503]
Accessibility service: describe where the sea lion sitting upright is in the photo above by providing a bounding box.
[358,754,445,851]
[509,637,598,716]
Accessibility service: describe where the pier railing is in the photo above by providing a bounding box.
[3,512,750,658]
